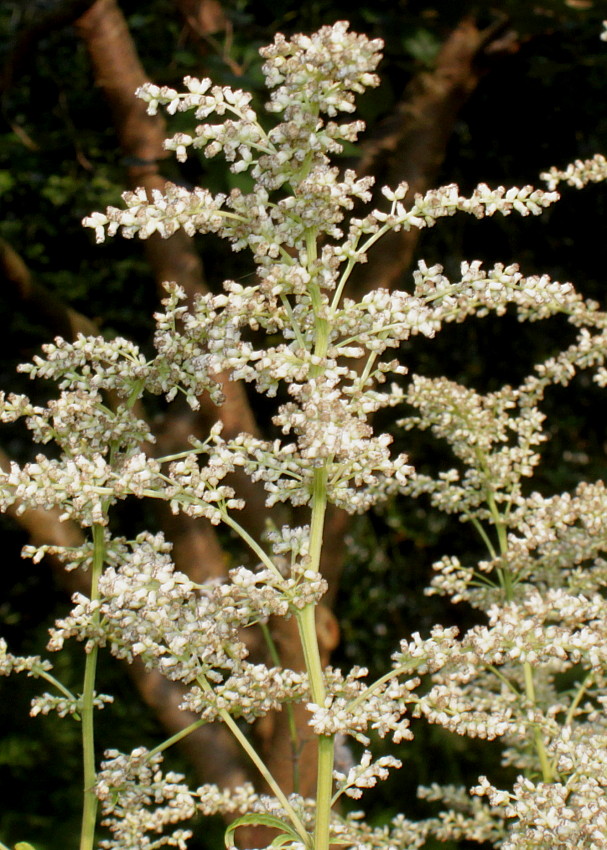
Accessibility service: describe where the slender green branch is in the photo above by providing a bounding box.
[296,465,334,850]
[195,675,309,842]
[523,662,552,783]
[147,718,209,761]
[79,522,105,850]
[279,293,307,350]
[470,516,498,560]
[487,665,521,696]
[37,671,79,704]
[564,671,594,728]
[486,478,548,782]
[155,446,209,464]
[331,254,358,311]
[314,735,335,850]
[359,350,379,388]
[221,512,284,580]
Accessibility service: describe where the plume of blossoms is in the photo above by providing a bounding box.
[96,749,196,850]
[396,291,607,844]
[2,18,607,850]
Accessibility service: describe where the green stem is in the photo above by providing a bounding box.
[487,665,521,697]
[314,735,335,850]
[221,512,284,580]
[295,466,334,850]
[523,662,552,782]
[79,523,105,850]
[147,718,209,761]
[196,676,309,843]
[298,226,339,850]
[37,671,78,704]
[470,516,497,560]
[280,293,307,350]
[564,671,593,728]
[348,662,417,712]
[483,473,549,782]
[296,470,329,705]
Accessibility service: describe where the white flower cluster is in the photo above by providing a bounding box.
[474,742,607,850]
[96,749,196,850]
[333,750,402,800]
[30,691,113,718]
[395,292,607,843]
[0,637,52,677]
[304,647,457,745]
[46,531,315,723]
[541,153,607,190]
[399,375,547,520]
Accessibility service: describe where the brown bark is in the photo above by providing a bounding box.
[173,0,228,39]
[73,0,204,294]
[1,236,99,339]
[172,0,245,77]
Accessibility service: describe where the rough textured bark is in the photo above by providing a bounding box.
[73,0,204,293]
[173,0,228,40]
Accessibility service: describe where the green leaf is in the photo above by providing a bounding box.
[15,843,37,850]
[270,834,298,849]
[225,813,307,850]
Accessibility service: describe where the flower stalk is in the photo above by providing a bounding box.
[79,522,105,850]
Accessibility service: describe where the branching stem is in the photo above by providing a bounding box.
[79,522,105,850]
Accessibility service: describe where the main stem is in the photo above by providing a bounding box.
[79,523,105,850]
[297,466,334,850]
[491,496,551,783]
[297,227,336,850]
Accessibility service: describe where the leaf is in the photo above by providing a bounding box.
[15,843,37,850]
[225,813,307,850]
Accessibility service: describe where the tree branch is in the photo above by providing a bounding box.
[1,236,99,340]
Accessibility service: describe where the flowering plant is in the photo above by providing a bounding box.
[2,19,607,850]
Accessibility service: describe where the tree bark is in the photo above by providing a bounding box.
[1,236,99,340]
